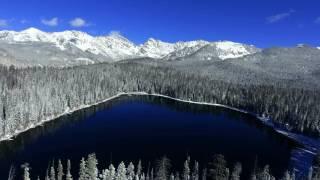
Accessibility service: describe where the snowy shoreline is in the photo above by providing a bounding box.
[0,92,260,142]
[0,93,125,142]
[0,91,318,175]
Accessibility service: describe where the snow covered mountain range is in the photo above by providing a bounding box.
[0,28,261,66]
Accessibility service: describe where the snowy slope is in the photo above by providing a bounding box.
[162,40,210,60]
[213,41,259,59]
[0,28,51,42]
[174,41,260,61]
[138,39,261,60]
[0,28,261,66]
[139,39,212,59]
[139,38,176,58]
[0,28,140,60]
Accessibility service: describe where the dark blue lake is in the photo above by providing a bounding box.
[0,95,299,179]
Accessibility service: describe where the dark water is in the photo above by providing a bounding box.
[0,95,299,179]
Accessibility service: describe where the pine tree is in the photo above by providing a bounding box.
[150,168,154,180]
[137,160,143,177]
[79,158,86,180]
[22,163,31,180]
[135,174,140,180]
[170,173,175,180]
[208,154,228,180]
[201,168,206,180]
[7,165,15,180]
[281,170,293,180]
[45,166,50,180]
[127,162,135,180]
[50,163,56,180]
[175,172,181,180]
[100,169,110,180]
[250,174,257,180]
[255,165,275,180]
[155,156,171,180]
[109,164,116,180]
[66,160,73,180]
[146,163,151,180]
[141,173,146,180]
[57,159,64,180]
[85,153,98,180]
[191,161,199,180]
[116,161,127,180]
[230,162,242,180]
[183,158,190,180]
[291,171,295,180]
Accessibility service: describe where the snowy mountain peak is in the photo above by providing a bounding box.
[145,37,156,43]
[105,32,132,43]
[143,38,172,47]
[21,27,44,34]
[163,40,260,61]
[0,27,51,42]
[0,28,260,64]
[138,38,176,58]
[211,41,259,59]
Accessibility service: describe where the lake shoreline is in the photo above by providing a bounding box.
[0,91,317,148]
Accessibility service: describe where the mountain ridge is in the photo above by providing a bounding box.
[0,27,262,66]
[1,28,319,67]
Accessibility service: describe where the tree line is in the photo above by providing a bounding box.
[10,152,320,180]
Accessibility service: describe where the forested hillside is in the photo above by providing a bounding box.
[0,61,319,141]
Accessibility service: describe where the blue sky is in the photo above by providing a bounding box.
[0,0,319,47]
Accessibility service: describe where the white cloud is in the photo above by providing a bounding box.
[266,9,295,24]
[315,17,320,24]
[0,19,8,27]
[69,17,88,27]
[41,17,58,26]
